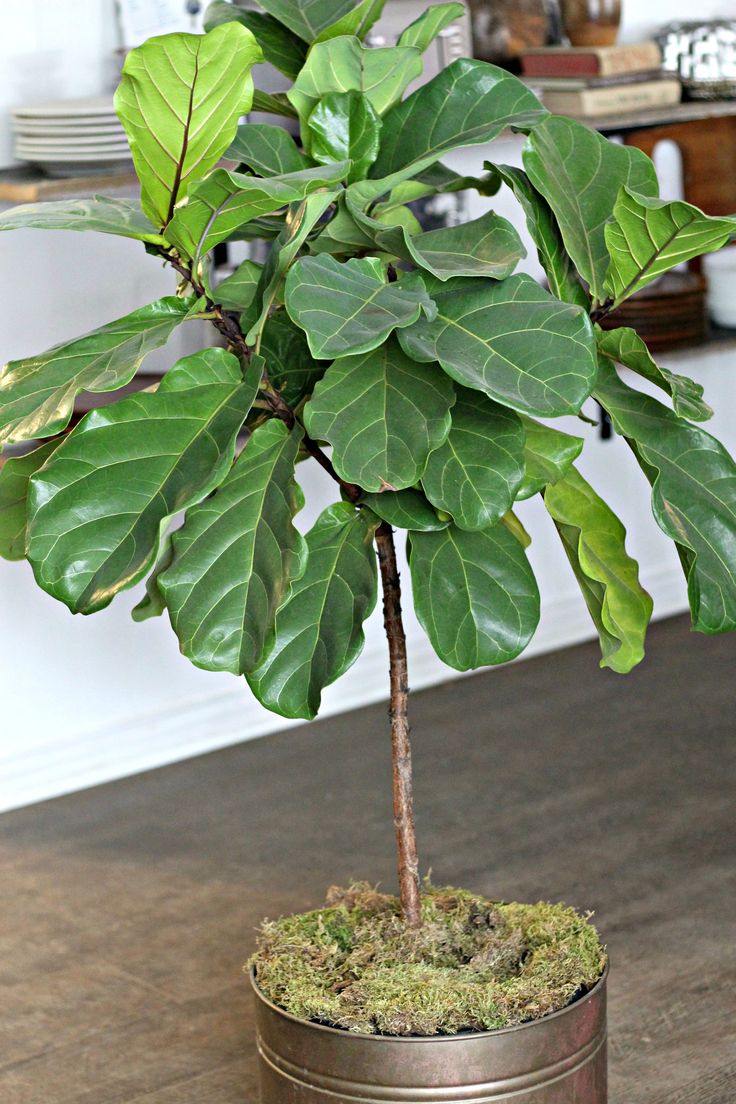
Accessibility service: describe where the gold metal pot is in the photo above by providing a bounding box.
[251,965,608,1102]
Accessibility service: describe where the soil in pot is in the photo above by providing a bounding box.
[249,883,606,1036]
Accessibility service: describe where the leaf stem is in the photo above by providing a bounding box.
[375,521,422,927]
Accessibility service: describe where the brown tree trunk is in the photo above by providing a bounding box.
[375,521,422,927]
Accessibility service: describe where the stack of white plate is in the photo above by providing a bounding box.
[12,96,132,178]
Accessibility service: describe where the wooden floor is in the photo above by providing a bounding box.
[1,614,734,1103]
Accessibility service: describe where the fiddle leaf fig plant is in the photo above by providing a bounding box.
[2,2,736,939]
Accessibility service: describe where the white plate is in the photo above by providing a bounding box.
[17,148,133,162]
[16,148,131,160]
[15,133,128,148]
[12,96,116,118]
[14,122,124,137]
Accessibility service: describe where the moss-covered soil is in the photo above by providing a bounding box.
[249,883,607,1036]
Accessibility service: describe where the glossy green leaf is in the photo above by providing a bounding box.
[0,197,164,244]
[490,163,588,308]
[397,2,466,52]
[226,124,312,177]
[0,297,189,446]
[258,0,364,42]
[422,387,525,530]
[523,116,658,304]
[372,59,547,178]
[315,0,385,41]
[309,194,376,255]
[213,259,262,312]
[360,207,526,281]
[260,311,327,406]
[604,188,736,305]
[26,350,261,614]
[285,255,435,359]
[159,421,306,674]
[398,273,597,418]
[114,24,262,229]
[246,190,340,343]
[308,91,382,184]
[544,466,652,673]
[0,440,58,560]
[166,161,350,261]
[595,325,712,422]
[409,522,540,670]
[131,533,175,622]
[360,488,449,531]
[203,1,307,77]
[248,501,379,719]
[516,415,583,500]
[304,337,454,491]
[251,89,299,119]
[502,509,531,549]
[287,37,422,126]
[595,359,736,634]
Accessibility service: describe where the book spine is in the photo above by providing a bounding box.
[521,43,662,78]
[540,80,681,116]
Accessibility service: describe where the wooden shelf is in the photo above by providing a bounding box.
[0,165,138,204]
[571,99,736,135]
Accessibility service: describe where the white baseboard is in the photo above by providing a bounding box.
[0,566,687,814]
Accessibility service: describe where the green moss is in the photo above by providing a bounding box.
[249,882,607,1036]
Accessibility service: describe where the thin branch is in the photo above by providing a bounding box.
[375,521,422,927]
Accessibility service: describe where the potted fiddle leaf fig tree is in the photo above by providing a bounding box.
[2,3,736,1101]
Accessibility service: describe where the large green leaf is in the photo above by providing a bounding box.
[421,387,525,530]
[258,0,364,42]
[398,3,466,52]
[522,116,658,304]
[203,1,307,77]
[595,360,736,634]
[308,91,382,184]
[360,488,449,531]
[398,273,597,418]
[226,124,312,177]
[26,350,261,614]
[543,466,653,673]
[304,336,454,491]
[409,522,540,670]
[348,195,526,281]
[595,325,712,422]
[0,197,164,244]
[372,60,547,178]
[287,37,422,128]
[285,254,435,359]
[315,0,385,41]
[159,420,306,675]
[490,163,588,308]
[0,297,189,446]
[260,311,326,406]
[251,90,299,119]
[114,24,262,229]
[213,259,262,312]
[246,191,340,344]
[131,532,175,622]
[604,188,736,305]
[248,501,379,719]
[0,441,58,560]
[516,415,583,500]
[166,162,349,261]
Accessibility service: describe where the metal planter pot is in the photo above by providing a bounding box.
[251,965,608,1103]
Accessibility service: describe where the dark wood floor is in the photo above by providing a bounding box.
[1,614,734,1103]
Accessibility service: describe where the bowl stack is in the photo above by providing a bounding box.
[12,97,132,178]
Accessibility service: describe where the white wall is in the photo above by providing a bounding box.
[2,3,736,812]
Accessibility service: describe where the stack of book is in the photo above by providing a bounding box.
[520,43,681,118]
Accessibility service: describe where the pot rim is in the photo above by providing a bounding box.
[250,961,608,1044]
